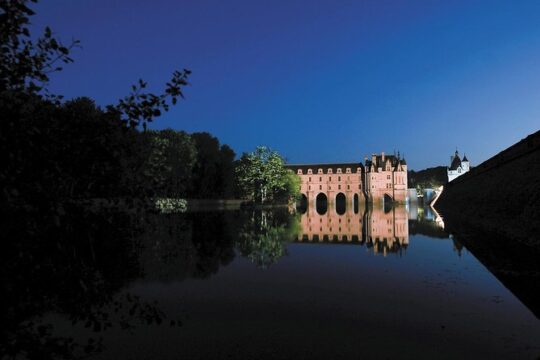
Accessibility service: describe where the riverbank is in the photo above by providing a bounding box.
[436,130,540,249]
[442,213,540,318]
[186,199,291,212]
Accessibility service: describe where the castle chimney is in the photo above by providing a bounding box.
[381,152,385,161]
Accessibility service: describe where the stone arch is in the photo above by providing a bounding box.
[383,193,393,213]
[316,193,328,215]
[335,192,346,215]
[296,193,308,214]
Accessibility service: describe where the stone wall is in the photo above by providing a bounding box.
[436,130,540,248]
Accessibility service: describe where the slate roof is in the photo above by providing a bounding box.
[364,154,406,170]
[449,154,462,170]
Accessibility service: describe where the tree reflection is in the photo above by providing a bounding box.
[1,204,177,359]
[236,209,300,268]
[139,212,236,282]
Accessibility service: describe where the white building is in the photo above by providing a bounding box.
[447,150,470,182]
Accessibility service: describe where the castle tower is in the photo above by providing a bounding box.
[461,153,470,172]
[364,152,408,204]
[447,150,470,182]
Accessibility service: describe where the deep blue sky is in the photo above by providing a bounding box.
[32,0,540,170]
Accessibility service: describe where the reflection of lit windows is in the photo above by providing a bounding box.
[347,185,350,190]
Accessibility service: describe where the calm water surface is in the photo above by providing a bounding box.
[6,205,540,359]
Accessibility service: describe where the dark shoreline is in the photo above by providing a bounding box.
[441,211,540,318]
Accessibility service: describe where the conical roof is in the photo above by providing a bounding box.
[449,153,462,170]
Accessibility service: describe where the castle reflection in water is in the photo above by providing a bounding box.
[296,202,447,257]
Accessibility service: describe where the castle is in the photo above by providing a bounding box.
[286,152,407,208]
[447,150,470,182]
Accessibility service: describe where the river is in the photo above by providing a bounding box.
[3,204,539,359]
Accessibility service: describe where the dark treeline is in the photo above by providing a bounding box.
[408,166,447,190]
[1,2,238,207]
[1,3,299,358]
[144,129,237,199]
[1,2,231,358]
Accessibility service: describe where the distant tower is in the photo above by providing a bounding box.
[461,153,470,172]
[447,150,470,182]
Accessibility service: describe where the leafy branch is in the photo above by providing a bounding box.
[110,69,191,129]
[0,0,80,94]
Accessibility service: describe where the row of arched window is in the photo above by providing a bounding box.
[297,167,361,175]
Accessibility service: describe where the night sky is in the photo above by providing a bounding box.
[32,0,540,170]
